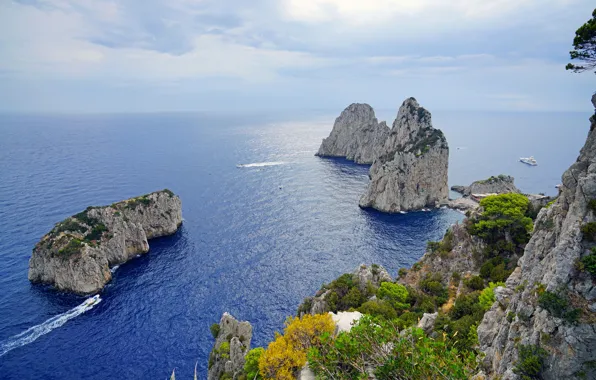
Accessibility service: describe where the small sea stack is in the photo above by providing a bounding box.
[28,190,182,294]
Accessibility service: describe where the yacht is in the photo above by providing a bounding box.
[519,156,537,166]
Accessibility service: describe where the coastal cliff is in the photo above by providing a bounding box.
[476,96,596,379]
[452,174,520,197]
[28,190,182,294]
[359,98,449,212]
[207,313,253,380]
[316,103,389,164]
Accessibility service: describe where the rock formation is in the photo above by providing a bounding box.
[28,190,182,294]
[299,264,392,316]
[316,103,389,164]
[477,96,596,379]
[208,313,253,380]
[359,98,449,212]
[451,175,520,197]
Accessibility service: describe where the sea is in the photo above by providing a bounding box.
[0,110,590,379]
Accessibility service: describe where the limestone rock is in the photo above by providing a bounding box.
[452,175,520,197]
[417,312,438,335]
[359,98,449,212]
[330,311,363,334]
[28,190,182,294]
[208,312,252,380]
[477,96,596,379]
[316,103,389,164]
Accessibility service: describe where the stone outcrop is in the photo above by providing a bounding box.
[359,98,449,212]
[208,313,253,380]
[452,175,520,197]
[28,190,182,294]
[477,96,596,379]
[299,264,392,316]
[316,103,390,164]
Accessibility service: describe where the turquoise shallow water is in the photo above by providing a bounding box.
[0,110,589,379]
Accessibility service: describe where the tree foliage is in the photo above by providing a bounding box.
[479,282,506,311]
[566,8,596,74]
[258,313,335,379]
[243,348,264,380]
[376,282,409,310]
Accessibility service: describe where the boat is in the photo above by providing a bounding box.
[519,156,537,166]
[84,295,100,307]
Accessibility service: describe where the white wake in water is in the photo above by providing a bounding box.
[0,295,102,357]
[236,161,286,168]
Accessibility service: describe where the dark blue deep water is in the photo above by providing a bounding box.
[0,110,590,379]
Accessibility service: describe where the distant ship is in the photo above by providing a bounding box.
[520,156,537,166]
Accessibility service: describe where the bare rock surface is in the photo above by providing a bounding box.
[28,190,182,294]
[452,175,520,197]
[359,98,449,212]
[316,103,390,164]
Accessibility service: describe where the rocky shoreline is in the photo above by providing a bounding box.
[28,189,182,294]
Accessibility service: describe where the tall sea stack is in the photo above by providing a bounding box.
[359,98,449,212]
[316,103,389,164]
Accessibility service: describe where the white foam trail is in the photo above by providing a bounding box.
[0,296,102,357]
[236,161,286,168]
[110,265,120,273]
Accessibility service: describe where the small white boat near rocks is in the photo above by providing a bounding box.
[520,156,537,166]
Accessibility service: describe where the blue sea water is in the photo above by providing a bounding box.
[0,110,590,379]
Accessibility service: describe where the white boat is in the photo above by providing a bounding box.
[519,156,537,166]
[84,295,100,306]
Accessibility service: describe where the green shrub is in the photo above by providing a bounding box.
[479,282,505,311]
[243,347,264,380]
[449,292,483,320]
[210,323,220,339]
[580,248,596,277]
[581,222,596,241]
[377,282,409,310]
[452,271,462,283]
[320,273,370,313]
[464,276,485,290]
[218,341,230,359]
[507,312,516,322]
[513,344,548,380]
[53,219,88,235]
[86,223,108,241]
[589,199,596,213]
[538,290,581,324]
[58,238,84,256]
[163,189,175,198]
[308,317,477,379]
[358,300,398,320]
[398,268,408,278]
[419,274,448,304]
[480,257,512,283]
[74,208,100,226]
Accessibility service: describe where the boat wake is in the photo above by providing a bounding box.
[236,161,286,168]
[0,295,102,357]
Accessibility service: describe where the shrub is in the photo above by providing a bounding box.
[259,314,335,379]
[580,248,596,276]
[377,282,409,310]
[53,219,88,235]
[74,208,100,226]
[479,282,505,311]
[418,274,448,304]
[163,189,175,198]
[321,273,369,312]
[398,268,408,278]
[581,222,596,241]
[538,290,581,324]
[513,344,548,380]
[589,199,596,213]
[412,262,422,271]
[218,341,230,359]
[296,297,313,316]
[86,223,108,242]
[308,317,477,379]
[243,348,264,380]
[464,276,485,290]
[480,257,513,283]
[449,292,483,321]
[58,238,84,256]
[452,271,462,283]
[210,323,220,339]
[358,300,397,320]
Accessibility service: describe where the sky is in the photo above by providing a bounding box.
[1,0,595,113]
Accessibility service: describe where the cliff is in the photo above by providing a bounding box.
[477,96,596,379]
[28,190,182,295]
[315,103,389,164]
[359,98,449,212]
[207,313,252,380]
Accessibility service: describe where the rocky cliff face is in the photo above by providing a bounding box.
[452,175,520,197]
[208,313,253,380]
[477,96,596,379]
[316,103,390,164]
[28,190,182,294]
[359,98,449,212]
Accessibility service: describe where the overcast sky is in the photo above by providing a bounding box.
[1,0,595,113]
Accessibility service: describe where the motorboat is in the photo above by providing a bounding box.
[519,156,537,166]
[84,295,100,306]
